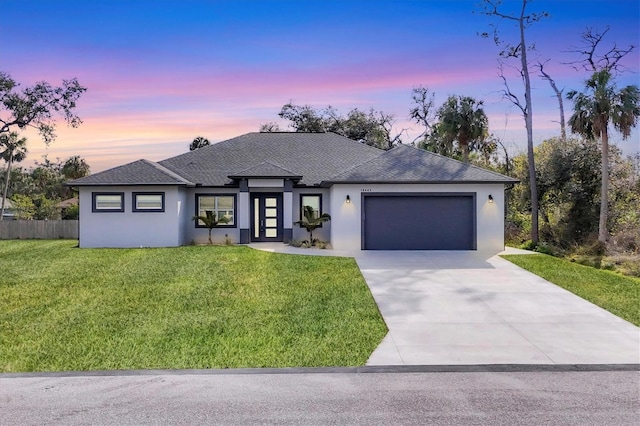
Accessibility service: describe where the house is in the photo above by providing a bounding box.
[69,132,518,251]
[56,197,79,219]
[1,197,17,220]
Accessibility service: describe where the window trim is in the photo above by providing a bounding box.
[194,193,237,228]
[92,192,125,213]
[132,192,165,213]
[299,193,323,228]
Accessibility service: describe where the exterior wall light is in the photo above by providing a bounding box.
[346,195,351,203]
[488,194,494,203]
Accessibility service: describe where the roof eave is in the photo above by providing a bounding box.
[227,175,303,180]
[66,182,195,187]
[321,179,520,186]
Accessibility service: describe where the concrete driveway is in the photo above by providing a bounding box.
[356,250,640,365]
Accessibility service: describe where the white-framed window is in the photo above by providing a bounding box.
[133,192,165,212]
[92,192,124,212]
[195,194,236,227]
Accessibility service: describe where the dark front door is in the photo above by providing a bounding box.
[251,193,283,242]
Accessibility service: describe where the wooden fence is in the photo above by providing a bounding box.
[0,220,78,240]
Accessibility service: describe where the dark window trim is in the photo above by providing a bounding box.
[132,192,165,213]
[194,193,237,228]
[299,193,323,228]
[92,192,125,213]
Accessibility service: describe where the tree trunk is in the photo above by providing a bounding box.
[0,156,13,221]
[462,142,469,163]
[598,126,609,243]
[519,4,539,244]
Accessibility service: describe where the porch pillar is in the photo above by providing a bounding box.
[283,180,293,243]
[239,179,250,244]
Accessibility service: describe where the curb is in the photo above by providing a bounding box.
[2,363,638,378]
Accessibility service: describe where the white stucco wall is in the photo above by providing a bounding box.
[78,186,184,248]
[329,183,506,253]
[187,187,240,245]
[292,188,331,242]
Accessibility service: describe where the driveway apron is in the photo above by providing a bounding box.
[356,250,640,365]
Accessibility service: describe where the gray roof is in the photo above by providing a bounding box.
[159,132,383,186]
[325,144,519,184]
[69,159,194,186]
[69,132,518,187]
[228,161,302,179]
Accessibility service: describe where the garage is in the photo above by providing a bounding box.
[363,193,476,250]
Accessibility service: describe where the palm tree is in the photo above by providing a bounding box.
[433,96,489,163]
[192,210,229,244]
[567,69,640,243]
[0,132,28,221]
[295,205,331,246]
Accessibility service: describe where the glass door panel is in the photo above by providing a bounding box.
[251,194,283,242]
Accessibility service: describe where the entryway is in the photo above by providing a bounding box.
[250,193,283,242]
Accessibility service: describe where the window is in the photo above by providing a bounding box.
[195,194,236,227]
[300,194,322,223]
[133,192,165,212]
[92,192,124,212]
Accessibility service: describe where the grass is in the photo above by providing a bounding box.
[502,254,640,326]
[0,240,387,373]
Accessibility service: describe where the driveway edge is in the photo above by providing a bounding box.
[2,363,638,378]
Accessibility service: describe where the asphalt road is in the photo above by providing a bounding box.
[1,370,639,425]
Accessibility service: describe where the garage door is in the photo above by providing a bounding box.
[363,194,476,250]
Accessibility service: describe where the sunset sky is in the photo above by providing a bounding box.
[1,0,639,172]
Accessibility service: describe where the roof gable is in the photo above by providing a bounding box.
[68,159,194,186]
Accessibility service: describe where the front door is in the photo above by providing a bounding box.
[251,193,283,242]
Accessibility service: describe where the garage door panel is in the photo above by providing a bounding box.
[364,195,475,250]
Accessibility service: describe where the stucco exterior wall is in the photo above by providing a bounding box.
[78,185,183,248]
[187,187,240,245]
[329,183,506,253]
[292,188,331,243]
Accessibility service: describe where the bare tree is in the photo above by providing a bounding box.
[259,122,282,132]
[409,86,436,145]
[479,0,549,245]
[535,60,566,139]
[567,26,636,74]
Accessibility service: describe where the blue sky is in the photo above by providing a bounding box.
[1,0,638,171]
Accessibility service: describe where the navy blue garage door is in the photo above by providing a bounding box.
[363,194,476,250]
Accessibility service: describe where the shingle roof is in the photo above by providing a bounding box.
[69,133,518,188]
[159,132,384,186]
[325,144,519,184]
[68,159,194,186]
[228,161,302,179]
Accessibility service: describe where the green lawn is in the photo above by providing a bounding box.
[0,240,387,373]
[502,254,640,326]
